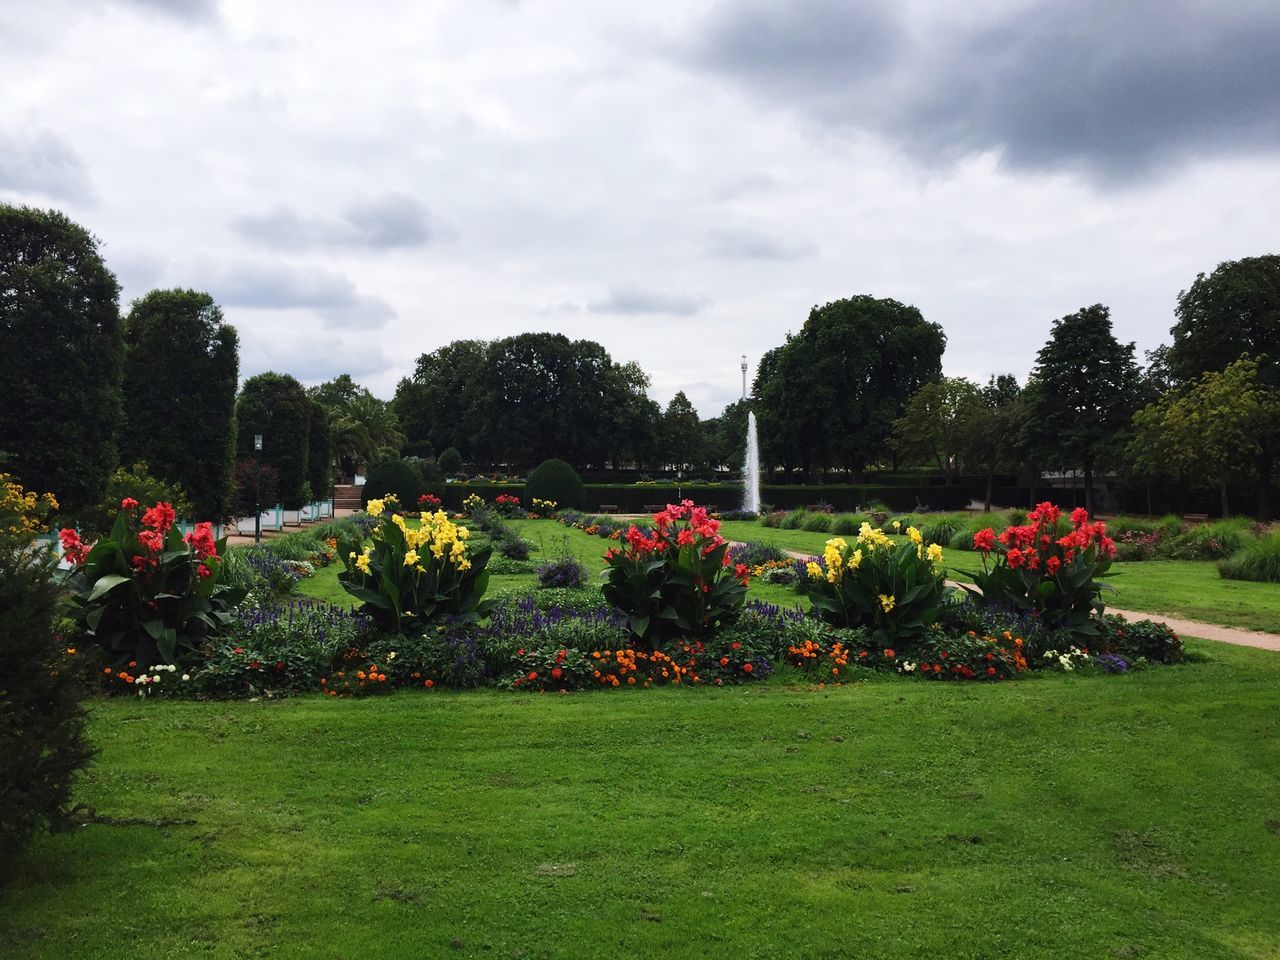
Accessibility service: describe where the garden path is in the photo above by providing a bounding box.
[766,546,1280,652]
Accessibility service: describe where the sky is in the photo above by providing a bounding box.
[3,0,1279,416]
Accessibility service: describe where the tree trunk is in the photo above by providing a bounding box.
[1220,477,1230,519]
[983,471,994,513]
[1258,450,1274,521]
[1083,458,1095,516]
[1146,482,1152,518]
[851,453,866,484]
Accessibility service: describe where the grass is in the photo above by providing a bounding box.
[4,639,1280,958]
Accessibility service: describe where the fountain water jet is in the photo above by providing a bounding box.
[742,410,761,514]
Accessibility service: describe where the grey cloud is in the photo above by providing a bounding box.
[232,193,440,250]
[686,0,1280,181]
[587,284,709,316]
[195,261,395,329]
[240,328,390,383]
[706,228,816,261]
[113,0,219,22]
[0,130,95,203]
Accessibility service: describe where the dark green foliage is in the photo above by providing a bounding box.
[235,373,311,509]
[77,461,193,539]
[306,399,333,499]
[1098,615,1185,663]
[1024,305,1141,515]
[361,458,425,506]
[779,510,808,530]
[0,205,123,512]
[662,391,702,470]
[525,458,586,510]
[753,296,946,481]
[229,458,279,519]
[0,535,93,878]
[437,446,462,476]
[1218,531,1280,582]
[119,289,238,522]
[402,456,444,497]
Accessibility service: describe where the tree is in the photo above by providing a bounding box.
[755,296,946,481]
[306,399,333,499]
[961,375,1025,511]
[119,289,238,521]
[393,340,490,461]
[331,391,404,473]
[0,205,123,512]
[1025,304,1141,515]
[1129,357,1280,517]
[711,398,751,476]
[1169,255,1280,518]
[235,373,311,509]
[307,373,361,410]
[891,378,984,483]
[662,391,702,472]
[438,446,462,476]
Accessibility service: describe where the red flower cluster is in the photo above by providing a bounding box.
[495,494,521,506]
[120,497,139,510]
[184,521,218,560]
[141,501,176,534]
[974,501,1115,571]
[417,493,442,507]
[58,527,90,565]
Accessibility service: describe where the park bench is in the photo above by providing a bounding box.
[643,504,665,513]
[597,504,619,514]
[1182,513,1210,523]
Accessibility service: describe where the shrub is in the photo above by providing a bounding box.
[779,510,808,530]
[802,512,832,532]
[230,457,280,518]
[919,514,963,547]
[76,462,193,539]
[601,501,750,647]
[221,546,302,605]
[0,475,93,872]
[966,502,1115,637]
[1218,531,1280,583]
[830,514,862,535]
[538,554,587,589]
[525,458,585,510]
[438,447,463,476]
[362,458,424,507]
[1167,517,1252,561]
[1099,615,1184,663]
[731,541,788,567]
[235,372,312,509]
[760,510,787,528]
[802,522,949,645]
[337,500,492,631]
[61,501,245,668]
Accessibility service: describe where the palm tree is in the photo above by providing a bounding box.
[331,391,405,473]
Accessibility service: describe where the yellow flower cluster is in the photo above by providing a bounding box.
[857,522,895,550]
[392,510,472,572]
[814,536,863,583]
[350,547,372,574]
[1,474,58,542]
[366,498,386,518]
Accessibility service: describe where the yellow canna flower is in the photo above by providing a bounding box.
[927,543,944,563]
[403,549,419,567]
[878,593,895,613]
[805,561,824,579]
[366,499,385,517]
[355,549,372,574]
[907,526,922,545]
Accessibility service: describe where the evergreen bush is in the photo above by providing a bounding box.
[525,458,586,510]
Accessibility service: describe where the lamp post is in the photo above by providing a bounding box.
[253,434,263,543]
[741,354,748,400]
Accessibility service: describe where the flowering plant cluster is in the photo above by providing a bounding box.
[600,501,750,647]
[529,497,558,517]
[493,493,524,517]
[337,500,492,631]
[462,492,485,514]
[967,503,1115,636]
[804,523,948,645]
[417,493,442,510]
[61,500,245,668]
[1,473,58,541]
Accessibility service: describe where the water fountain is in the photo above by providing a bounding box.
[742,410,761,514]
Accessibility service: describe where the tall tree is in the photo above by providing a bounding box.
[961,375,1024,511]
[757,296,946,481]
[235,373,311,509]
[306,398,333,500]
[1129,358,1280,517]
[891,377,984,483]
[393,339,490,461]
[661,391,703,473]
[0,205,123,511]
[307,374,361,410]
[1025,304,1140,515]
[119,289,238,521]
[1169,255,1280,518]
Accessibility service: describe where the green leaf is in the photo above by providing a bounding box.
[88,573,132,602]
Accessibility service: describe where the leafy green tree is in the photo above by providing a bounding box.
[307,373,361,410]
[1129,358,1280,517]
[306,398,333,499]
[331,391,404,473]
[119,289,238,521]
[1169,255,1280,518]
[1025,305,1141,515]
[438,446,462,476]
[662,391,702,473]
[755,296,946,481]
[235,373,311,509]
[0,205,123,511]
[892,377,984,483]
[709,398,751,476]
[393,340,490,462]
[961,375,1025,511]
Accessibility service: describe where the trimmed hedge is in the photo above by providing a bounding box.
[525,459,586,510]
[442,483,1007,513]
[362,459,425,507]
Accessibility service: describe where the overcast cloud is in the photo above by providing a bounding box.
[2,0,1278,415]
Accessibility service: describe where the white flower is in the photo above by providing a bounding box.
[152,674,161,683]
[388,652,397,661]
[181,674,190,682]
[1059,656,1074,671]
[135,676,146,685]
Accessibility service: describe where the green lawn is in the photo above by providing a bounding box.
[4,640,1279,959]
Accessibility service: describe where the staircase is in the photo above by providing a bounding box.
[334,484,363,512]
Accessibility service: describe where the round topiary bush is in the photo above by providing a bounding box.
[524,458,585,510]
[362,458,424,507]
